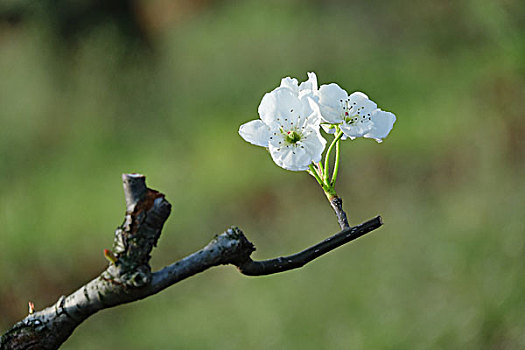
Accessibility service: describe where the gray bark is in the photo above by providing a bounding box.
[0,174,382,350]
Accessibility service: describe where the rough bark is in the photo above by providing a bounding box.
[0,174,383,350]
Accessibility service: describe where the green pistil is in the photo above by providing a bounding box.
[344,116,355,124]
[285,130,301,144]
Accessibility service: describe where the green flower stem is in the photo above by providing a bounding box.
[307,127,344,201]
[323,128,344,182]
[317,161,324,176]
[309,164,337,200]
[331,136,341,186]
[308,164,323,186]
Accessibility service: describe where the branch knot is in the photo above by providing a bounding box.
[211,227,255,265]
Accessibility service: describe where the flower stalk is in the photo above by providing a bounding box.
[308,164,323,186]
[331,133,342,187]
[308,126,343,201]
[323,127,343,181]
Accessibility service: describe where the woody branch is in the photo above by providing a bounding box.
[0,174,382,350]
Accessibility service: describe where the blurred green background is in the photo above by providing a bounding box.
[1,0,524,349]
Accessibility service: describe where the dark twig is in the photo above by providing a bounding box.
[1,174,383,350]
[236,216,382,276]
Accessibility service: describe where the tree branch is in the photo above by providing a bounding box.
[1,174,383,350]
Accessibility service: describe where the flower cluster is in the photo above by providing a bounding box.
[239,72,396,173]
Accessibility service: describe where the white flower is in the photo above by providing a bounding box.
[317,83,396,142]
[239,87,326,171]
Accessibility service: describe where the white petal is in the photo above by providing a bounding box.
[339,119,373,139]
[268,131,284,149]
[269,144,311,171]
[319,83,348,102]
[299,129,326,163]
[317,83,348,123]
[347,92,377,117]
[349,91,368,99]
[280,77,299,94]
[299,95,322,127]
[258,87,302,129]
[298,72,318,95]
[239,120,272,147]
[364,110,396,142]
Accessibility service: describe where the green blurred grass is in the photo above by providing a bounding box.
[1,0,524,348]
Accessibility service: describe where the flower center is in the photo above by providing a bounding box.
[344,113,353,124]
[340,99,370,125]
[284,130,301,144]
[344,113,359,125]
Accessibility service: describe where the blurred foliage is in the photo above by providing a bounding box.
[1,0,524,349]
